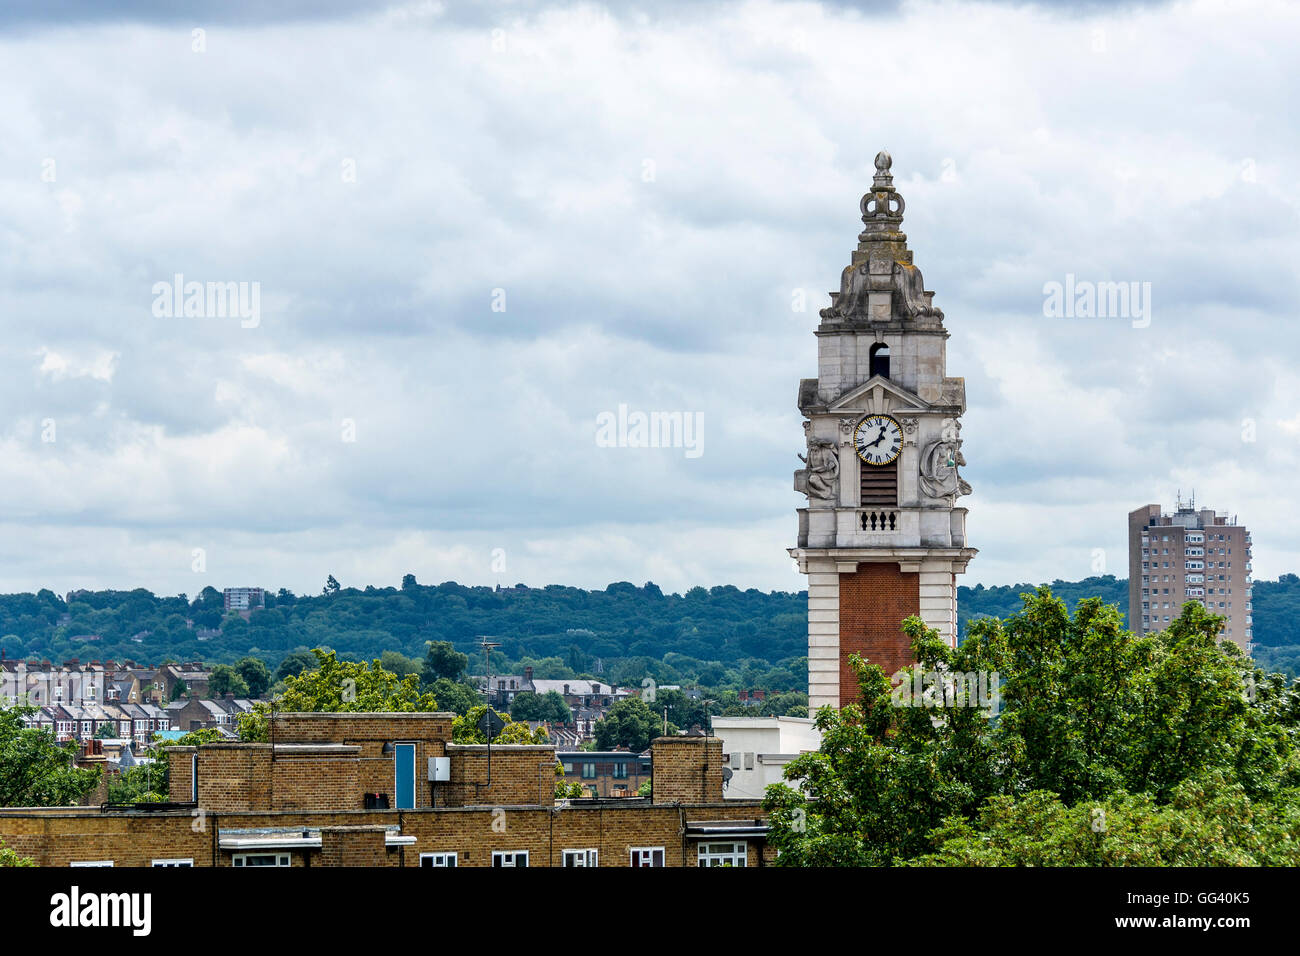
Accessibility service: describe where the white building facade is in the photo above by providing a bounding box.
[711,717,823,801]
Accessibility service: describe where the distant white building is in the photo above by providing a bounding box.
[710,716,822,801]
[223,588,265,612]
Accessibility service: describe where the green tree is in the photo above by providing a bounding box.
[275,649,317,683]
[510,690,571,723]
[594,697,670,752]
[379,650,421,679]
[208,664,249,698]
[234,656,272,697]
[426,678,481,715]
[650,687,709,731]
[169,679,187,702]
[324,574,341,595]
[153,727,225,748]
[94,723,117,740]
[106,759,168,804]
[0,708,100,806]
[421,641,469,685]
[909,775,1300,866]
[764,592,1300,866]
[0,841,35,867]
[237,649,439,742]
[451,705,549,744]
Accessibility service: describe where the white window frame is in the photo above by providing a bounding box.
[697,841,748,867]
[562,848,598,867]
[492,850,528,868]
[419,852,458,867]
[152,858,194,867]
[630,847,664,867]
[232,852,291,867]
[70,860,114,867]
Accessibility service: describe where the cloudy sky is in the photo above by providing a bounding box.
[2,0,1297,599]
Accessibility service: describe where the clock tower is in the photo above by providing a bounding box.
[791,151,976,710]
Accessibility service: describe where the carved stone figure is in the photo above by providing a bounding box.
[797,437,840,500]
[918,434,972,501]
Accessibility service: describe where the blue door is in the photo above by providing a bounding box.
[394,744,416,809]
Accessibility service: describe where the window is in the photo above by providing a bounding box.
[869,341,891,379]
[152,859,193,867]
[697,842,748,867]
[563,849,598,867]
[420,853,457,867]
[233,853,291,867]
[70,860,114,867]
[630,847,664,867]
[562,762,574,773]
[581,763,596,779]
[492,851,528,868]
[612,762,629,779]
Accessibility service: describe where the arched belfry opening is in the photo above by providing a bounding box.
[869,342,890,379]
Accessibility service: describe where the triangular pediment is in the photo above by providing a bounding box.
[828,375,930,414]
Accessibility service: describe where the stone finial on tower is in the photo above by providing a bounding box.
[818,150,942,325]
[872,150,894,188]
[859,148,905,244]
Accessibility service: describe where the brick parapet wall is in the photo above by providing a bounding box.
[272,713,455,747]
[444,744,558,808]
[319,825,389,867]
[165,746,195,803]
[650,737,723,804]
[196,744,273,812]
[271,750,361,811]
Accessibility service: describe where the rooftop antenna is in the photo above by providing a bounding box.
[479,637,501,703]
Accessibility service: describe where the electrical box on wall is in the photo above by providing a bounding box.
[428,756,450,782]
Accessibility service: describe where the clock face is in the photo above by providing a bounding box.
[853,414,902,466]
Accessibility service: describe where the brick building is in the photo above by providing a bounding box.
[0,712,768,867]
[1128,499,1254,651]
[558,750,652,797]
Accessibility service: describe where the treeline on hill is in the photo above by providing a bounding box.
[1,573,1298,684]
